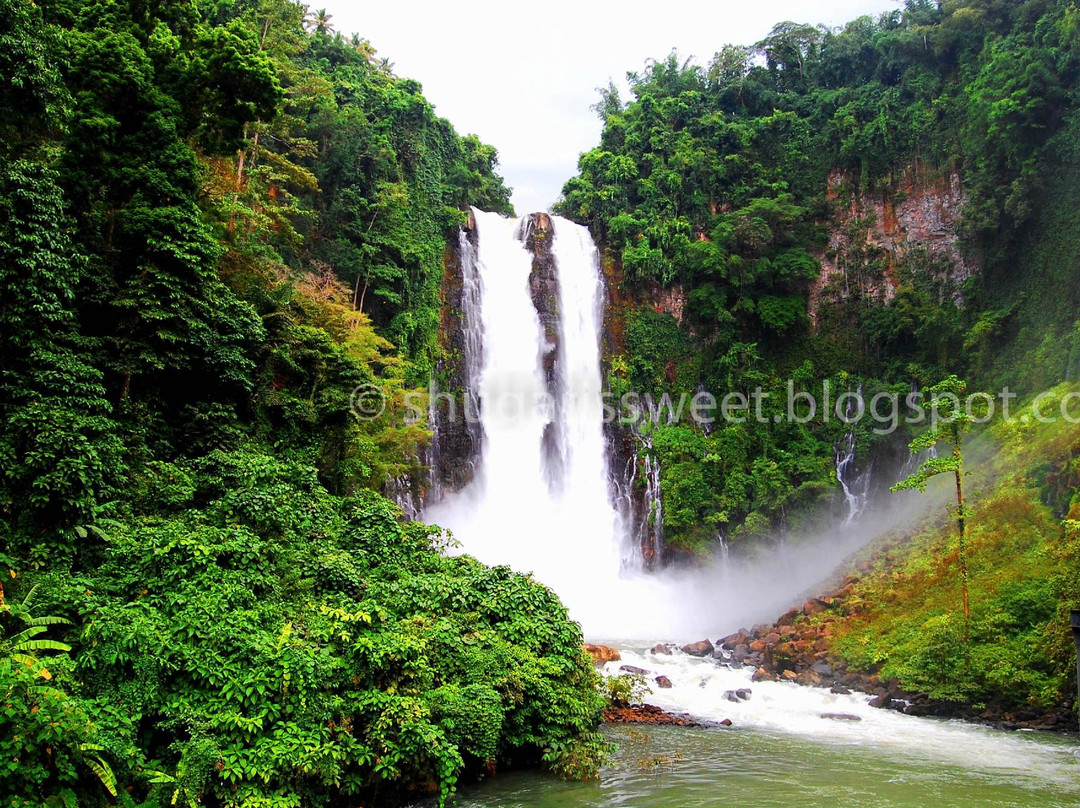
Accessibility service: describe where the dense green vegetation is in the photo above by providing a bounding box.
[833,384,1080,710]
[4,0,1080,799]
[559,0,1080,554]
[0,1,602,805]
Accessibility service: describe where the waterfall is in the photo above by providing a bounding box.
[639,439,664,566]
[426,209,655,635]
[834,387,872,526]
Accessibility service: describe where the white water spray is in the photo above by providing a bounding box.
[426,210,677,635]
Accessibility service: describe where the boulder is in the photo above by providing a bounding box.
[718,631,746,649]
[811,662,834,677]
[820,713,862,722]
[650,643,672,655]
[619,665,649,676]
[735,688,752,700]
[723,690,741,703]
[830,684,852,695]
[778,609,800,625]
[781,669,799,682]
[583,644,620,663]
[751,667,772,682]
[764,632,782,646]
[681,639,715,657]
[719,718,733,727]
[803,598,830,616]
[778,625,797,636]
[749,639,767,652]
[654,675,673,689]
[869,693,893,709]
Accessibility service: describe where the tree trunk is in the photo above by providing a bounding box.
[954,449,970,640]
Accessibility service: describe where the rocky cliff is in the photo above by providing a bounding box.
[810,167,977,327]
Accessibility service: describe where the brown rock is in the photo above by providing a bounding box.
[764,633,782,646]
[583,644,620,663]
[681,639,715,657]
[719,631,746,649]
[749,639,767,652]
[779,625,797,636]
[619,665,649,676]
[650,643,672,655]
[781,670,799,682]
[820,713,862,722]
[803,598,830,616]
[654,675,673,689]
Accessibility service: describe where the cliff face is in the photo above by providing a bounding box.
[810,167,977,326]
[425,215,482,500]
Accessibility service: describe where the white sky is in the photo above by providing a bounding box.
[324,0,903,215]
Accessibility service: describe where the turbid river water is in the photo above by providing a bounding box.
[450,651,1080,808]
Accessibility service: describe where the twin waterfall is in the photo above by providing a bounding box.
[425,210,674,637]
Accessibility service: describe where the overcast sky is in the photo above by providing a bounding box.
[324,0,903,215]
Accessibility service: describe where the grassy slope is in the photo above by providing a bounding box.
[829,384,1080,711]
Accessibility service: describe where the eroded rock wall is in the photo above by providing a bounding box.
[810,167,976,326]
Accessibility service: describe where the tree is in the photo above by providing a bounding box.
[891,375,973,633]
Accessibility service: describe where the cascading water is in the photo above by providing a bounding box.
[834,387,872,526]
[425,209,673,635]
[638,441,664,565]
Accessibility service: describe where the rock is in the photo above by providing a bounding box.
[778,609,800,626]
[830,684,852,695]
[654,675,673,689]
[730,647,749,666]
[681,639,715,657]
[764,632,782,646]
[869,693,893,709]
[749,639,767,652]
[781,670,799,682]
[803,598,830,616]
[719,631,745,650]
[736,688,752,701]
[820,713,862,722]
[778,625,797,636]
[650,643,672,655]
[811,662,834,677]
[583,644,620,663]
[619,665,649,676]
[751,666,771,682]
[604,703,700,726]
[719,718,733,727]
[723,690,741,703]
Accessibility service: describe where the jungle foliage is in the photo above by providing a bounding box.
[0,1,602,806]
[833,384,1080,710]
[560,0,1080,553]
